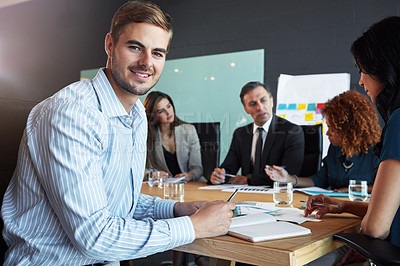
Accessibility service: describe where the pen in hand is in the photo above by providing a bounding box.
[213,171,236,178]
[227,188,239,202]
[300,200,342,208]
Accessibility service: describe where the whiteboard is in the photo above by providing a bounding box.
[276,73,351,158]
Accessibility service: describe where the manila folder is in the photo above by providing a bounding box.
[228,213,311,242]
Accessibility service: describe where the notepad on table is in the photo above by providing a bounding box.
[228,213,311,242]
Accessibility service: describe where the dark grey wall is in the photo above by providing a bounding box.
[0,0,126,102]
[1,0,399,103]
[154,0,400,101]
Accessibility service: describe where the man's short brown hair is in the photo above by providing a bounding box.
[109,1,173,49]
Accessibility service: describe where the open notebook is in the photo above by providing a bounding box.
[228,213,311,242]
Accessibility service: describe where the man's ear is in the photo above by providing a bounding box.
[271,95,274,108]
[105,33,114,57]
[243,104,250,115]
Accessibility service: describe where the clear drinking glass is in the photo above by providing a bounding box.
[273,182,293,205]
[163,182,185,202]
[147,171,164,188]
[348,180,368,201]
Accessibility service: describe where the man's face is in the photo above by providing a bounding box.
[105,22,170,96]
[243,86,274,126]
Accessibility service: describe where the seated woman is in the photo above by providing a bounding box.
[304,16,400,265]
[143,91,203,182]
[266,90,381,192]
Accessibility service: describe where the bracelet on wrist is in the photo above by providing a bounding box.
[292,175,298,187]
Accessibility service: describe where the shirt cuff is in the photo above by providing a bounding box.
[164,216,196,249]
[153,199,176,219]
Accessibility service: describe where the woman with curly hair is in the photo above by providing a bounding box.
[265,90,381,191]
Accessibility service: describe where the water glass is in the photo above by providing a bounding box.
[164,182,185,202]
[147,171,164,188]
[273,182,293,205]
[348,180,368,201]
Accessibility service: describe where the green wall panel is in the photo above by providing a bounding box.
[81,49,264,164]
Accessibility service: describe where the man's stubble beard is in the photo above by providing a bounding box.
[110,54,160,96]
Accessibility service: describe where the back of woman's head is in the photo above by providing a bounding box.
[323,90,381,158]
[351,16,400,121]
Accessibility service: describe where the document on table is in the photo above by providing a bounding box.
[295,186,371,198]
[234,202,320,224]
[198,184,248,190]
[223,186,272,194]
[163,176,186,183]
[228,213,312,242]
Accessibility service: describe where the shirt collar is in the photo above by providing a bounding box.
[252,115,272,134]
[92,68,144,118]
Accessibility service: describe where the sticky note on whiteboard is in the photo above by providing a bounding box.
[278,103,287,110]
[298,104,306,110]
[307,103,316,111]
[305,113,314,121]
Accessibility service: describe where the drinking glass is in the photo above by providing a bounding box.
[273,182,293,205]
[147,171,164,188]
[164,182,185,202]
[348,180,368,201]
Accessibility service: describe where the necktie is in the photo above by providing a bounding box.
[254,127,264,175]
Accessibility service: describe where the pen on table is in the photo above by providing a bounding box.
[212,171,236,178]
[300,200,342,208]
[227,188,239,202]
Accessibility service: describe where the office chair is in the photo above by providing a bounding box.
[191,122,220,182]
[299,124,323,177]
[334,233,400,266]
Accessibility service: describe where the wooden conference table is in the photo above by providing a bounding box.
[141,183,361,266]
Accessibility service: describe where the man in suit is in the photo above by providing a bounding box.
[211,81,304,186]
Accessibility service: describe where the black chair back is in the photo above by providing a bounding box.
[191,122,220,181]
[300,124,323,177]
[334,233,400,266]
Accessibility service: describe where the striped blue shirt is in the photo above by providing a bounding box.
[1,68,195,265]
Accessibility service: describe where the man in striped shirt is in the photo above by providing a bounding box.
[1,1,235,265]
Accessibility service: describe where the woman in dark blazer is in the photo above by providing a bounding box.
[143,91,203,182]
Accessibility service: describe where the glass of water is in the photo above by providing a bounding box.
[147,171,164,188]
[164,182,185,202]
[273,182,293,205]
[348,180,368,201]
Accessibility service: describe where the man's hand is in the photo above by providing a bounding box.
[189,200,236,239]
[210,168,225,184]
[265,165,291,183]
[174,201,207,217]
[228,175,247,184]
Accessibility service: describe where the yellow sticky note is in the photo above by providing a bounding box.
[277,114,286,119]
[305,113,313,121]
[298,103,306,110]
[315,122,324,133]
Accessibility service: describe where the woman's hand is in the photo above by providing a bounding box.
[334,187,348,192]
[175,172,192,182]
[304,194,344,219]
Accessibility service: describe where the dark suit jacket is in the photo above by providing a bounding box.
[220,115,304,186]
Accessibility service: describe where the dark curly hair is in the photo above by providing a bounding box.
[323,90,381,158]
